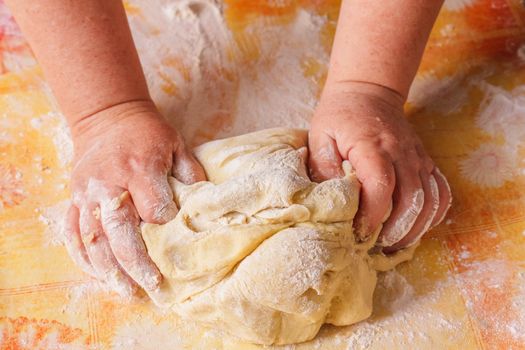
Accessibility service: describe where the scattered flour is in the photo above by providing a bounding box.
[127,0,326,146]
[454,258,525,345]
[30,111,73,167]
[376,270,416,313]
[301,269,466,349]
[38,199,70,247]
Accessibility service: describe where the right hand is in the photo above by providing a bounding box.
[62,100,206,297]
[308,81,452,252]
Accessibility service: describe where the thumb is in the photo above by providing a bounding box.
[129,174,178,224]
[173,144,207,185]
[308,130,344,182]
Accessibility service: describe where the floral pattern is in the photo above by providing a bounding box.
[476,85,525,147]
[0,317,89,350]
[0,2,35,73]
[460,144,516,188]
[0,163,25,211]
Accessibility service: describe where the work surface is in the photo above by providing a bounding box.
[1,0,525,349]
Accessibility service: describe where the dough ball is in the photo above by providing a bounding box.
[142,128,417,345]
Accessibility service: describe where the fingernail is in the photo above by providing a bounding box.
[153,201,178,223]
[143,270,163,291]
[173,157,200,185]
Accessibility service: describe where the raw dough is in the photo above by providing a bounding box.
[141,128,417,345]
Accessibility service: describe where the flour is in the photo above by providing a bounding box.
[379,189,424,246]
[376,270,415,313]
[127,0,326,146]
[294,267,465,349]
[112,318,184,350]
[231,9,325,134]
[29,111,73,167]
[38,199,71,246]
[476,84,525,148]
[454,258,525,344]
[39,0,330,250]
[509,271,525,342]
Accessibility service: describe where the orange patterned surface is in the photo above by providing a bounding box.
[0,316,89,349]
[1,0,525,349]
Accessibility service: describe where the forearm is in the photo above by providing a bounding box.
[327,0,443,99]
[5,0,150,136]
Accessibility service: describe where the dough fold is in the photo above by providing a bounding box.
[142,128,416,345]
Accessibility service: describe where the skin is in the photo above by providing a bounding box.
[6,0,451,295]
[6,0,206,297]
[309,0,452,250]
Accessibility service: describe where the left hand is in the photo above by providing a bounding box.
[62,101,206,297]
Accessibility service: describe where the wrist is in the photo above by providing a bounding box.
[69,99,162,148]
[320,79,405,110]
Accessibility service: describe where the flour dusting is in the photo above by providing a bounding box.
[128,0,326,146]
[38,199,70,247]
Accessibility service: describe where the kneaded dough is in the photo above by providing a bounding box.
[142,128,417,345]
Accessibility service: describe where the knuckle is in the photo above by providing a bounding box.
[102,215,132,237]
[132,162,164,177]
[379,168,396,185]
[312,145,340,163]
[415,144,427,159]
[404,146,419,157]
[425,160,435,172]
[138,206,158,223]
[366,165,395,190]
[372,175,395,193]
[101,194,137,224]
[80,228,102,246]
[379,134,399,150]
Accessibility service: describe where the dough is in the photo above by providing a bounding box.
[141,128,417,345]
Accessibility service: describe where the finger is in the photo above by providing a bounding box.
[430,167,452,228]
[173,145,206,185]
[383,172,439,253]
[99,190,162,292]
[308,130,344,182]
[79,202,137,298]
[129,174,178,224]
[378,159,424,247]
[347,144,396,240]
[62,204,96,277]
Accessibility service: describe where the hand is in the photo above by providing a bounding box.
[308,81,451,252]
[62,100,206,297]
